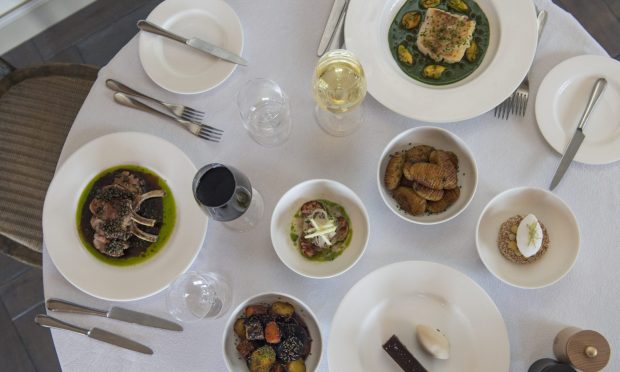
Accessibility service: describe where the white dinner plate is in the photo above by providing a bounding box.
[535,55,620,164]
[139,0,244,94]
[328,261,509,371]
[345,0,537,122]
[43,132,208,301]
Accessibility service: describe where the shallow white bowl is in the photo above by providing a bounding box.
[476,187,580,289]
[271,179,369,279]
[222,292,323,372]
[377,127,478,225]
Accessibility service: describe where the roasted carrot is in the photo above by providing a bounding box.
[264,321,281,344]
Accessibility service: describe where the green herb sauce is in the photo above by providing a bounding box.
[389,0,490,85]
[290,199,353,262]
[75,165,176,266]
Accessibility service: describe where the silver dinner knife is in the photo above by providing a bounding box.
[35,314,153,355]
[47,299,183,332]
[137,19,247,66]
[549,78,607,190]
[317,0,347,56]
[327,0,349,51]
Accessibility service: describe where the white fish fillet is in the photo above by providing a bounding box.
[416,8,476,64]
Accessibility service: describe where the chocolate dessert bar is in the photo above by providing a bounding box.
[382,335,428,372]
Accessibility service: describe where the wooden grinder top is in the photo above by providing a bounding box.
[565,330,610,371]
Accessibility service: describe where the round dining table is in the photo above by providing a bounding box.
[43,0,619,370]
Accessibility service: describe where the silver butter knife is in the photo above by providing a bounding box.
[550,77,607,190]
[137,19,247,66]
[317,0,347,56]
[35,314,153,354]
[47,299,183,332]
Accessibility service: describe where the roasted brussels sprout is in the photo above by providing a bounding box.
[420,0,441,8]
[271,301,295,318]
[398,45,414,65]
[401,11,421,29]
[234,318,246,338]
[249,346,276,372]
[465,40,478,62]
[448,0,469,12]
[287,360,307,372]
[423,65,446,79]
[271,363,286,372]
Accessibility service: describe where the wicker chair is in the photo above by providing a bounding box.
[0,58,99,267]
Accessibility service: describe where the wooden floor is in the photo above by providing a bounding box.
[0,0,618,371]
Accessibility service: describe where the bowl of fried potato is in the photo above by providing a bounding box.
[377,127,478,225]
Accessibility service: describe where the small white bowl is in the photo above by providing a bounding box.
[222,292,323,372]
[476,187,580,289]
[377,126,478,225]
[271,179,369,279]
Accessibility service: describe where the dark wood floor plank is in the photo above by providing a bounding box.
[0,269,44,319]
[13,304,61,372]
[46,46,85,64]
[32,0,159,60]
[0,253,29,287]
[1,41,44,68]
[77,0,160,66]
[553,0,620,56]
[0,302,36,372]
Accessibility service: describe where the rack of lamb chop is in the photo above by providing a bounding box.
[89,171,165,257]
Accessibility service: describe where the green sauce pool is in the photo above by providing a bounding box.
[388,0,490,85]
[76,165,176,266]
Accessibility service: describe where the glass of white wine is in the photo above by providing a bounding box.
[312,49,367,136]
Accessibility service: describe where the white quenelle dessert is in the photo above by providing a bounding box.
[416,324,450,360]
[516,214,544,258]
[498,213,550,264]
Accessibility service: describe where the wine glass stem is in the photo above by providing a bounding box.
[315,102,364,137]
[223,188,264,231]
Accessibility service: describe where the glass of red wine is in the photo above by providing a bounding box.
[192,163,263,231]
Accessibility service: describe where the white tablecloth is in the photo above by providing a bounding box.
[43,0,619,371]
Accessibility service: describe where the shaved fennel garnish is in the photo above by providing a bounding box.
[304,216,336,246]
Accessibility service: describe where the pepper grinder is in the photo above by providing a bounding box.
[553,327,611,371]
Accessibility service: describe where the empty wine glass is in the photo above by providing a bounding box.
[192,163,264,232]
[237,78,292,147]
[166,271,231,322]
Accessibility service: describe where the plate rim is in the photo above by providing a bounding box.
[42,131,207,301]
[138,0,244,94]
[345,0,538,123]
[327,260,510,371]
[535,54,620,165]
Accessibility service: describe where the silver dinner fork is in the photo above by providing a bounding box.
[494,10,547,119]
[106,79,205,122]
[113,92,222,142]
